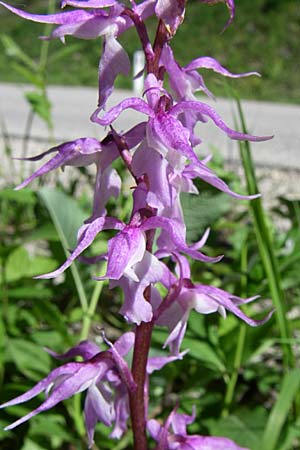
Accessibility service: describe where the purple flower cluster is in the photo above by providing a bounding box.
[0,1,272,448]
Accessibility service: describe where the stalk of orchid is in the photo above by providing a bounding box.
[0,1,273,449]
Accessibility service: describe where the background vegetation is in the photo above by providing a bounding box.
[0,0,299,102]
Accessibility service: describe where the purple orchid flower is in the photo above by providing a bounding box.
[148,407,249,450]
[61,0,118,7]
[0,1,155,108]
[158,281,273,355]
[155,0,186,36]
[110,251,164,324]
[156,253,273,355]
[1,330,190,446]
[132,138,260,212]
[35,208,221,282]
[14,137,105,191]
[0,333,136,447]
[92,74,272,180]
[15,123,145,190]
[161,44,259,102]
[14,123,145,219]
[160,44,259,144]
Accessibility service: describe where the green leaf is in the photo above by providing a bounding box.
[0,314,5,383]
[235,98,294,369]
[25,91,52,128]
[48,43,82,65]
[7,338,51,380]
[261,368,300,450]
[204,410,263,450]
[32,299,70,343]
[31,330,67,349]
[181,191,231,242]
[30,414,73,448]
[21,439,48,450]
[8,286,52,300]
[38,188,89,312]
[28,223,59,242]
[152,329,225,373]
[11,62,43,88]
[0,188,36,205]
[0,34,36,69]
[182,336,226,372]
[278,416,300,450]
[2,246,57,283]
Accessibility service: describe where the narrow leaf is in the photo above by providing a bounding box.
[38,188,89,312]
[261,368,300,450]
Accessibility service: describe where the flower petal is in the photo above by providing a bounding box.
[132,141,172,211]
[117,252,163,324]
[184,163,260,200]
[0,362,80,411]
[100,226,146,281]
[84,383,115,447]
[109,384,129,439]
[98,34,130,109]
[35,216,106,279]
[148,113,200,167]
[91,98,154,126]
[199,0,235,31]
[62,0,118,7]
[141,216,222,263]
[0,2,92,24]
[90,166,121,220]
[147,350,187,374]
[15,138,101,190]
[48,14,111,40]
[45,341,101,361]
[170,101,273,142]
[155,0,185,35]
[3,363,103,431]
[185,56,259,78]
[187,434,249,450]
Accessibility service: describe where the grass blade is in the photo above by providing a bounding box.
[235,98,294,370]
[261,368,300,450]
[38,187,88,313]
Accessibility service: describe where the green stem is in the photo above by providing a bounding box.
[222,324,247,417]
[72,269,104,439]
[38,0,55,140]
[81,273,104,341]
[222,240,248,417]
[236,98,294,370]
[71,394,86,438]
[39,0,56,74]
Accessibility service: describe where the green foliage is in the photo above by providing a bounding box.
[1,144,300,449]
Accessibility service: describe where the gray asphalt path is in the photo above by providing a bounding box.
[1,82,300,170]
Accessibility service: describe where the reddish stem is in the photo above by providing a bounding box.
[152,20,170,76]
[120,9,171,450]
[111,127,137,182]
[123,8,154,73]
[129,319,154,450]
